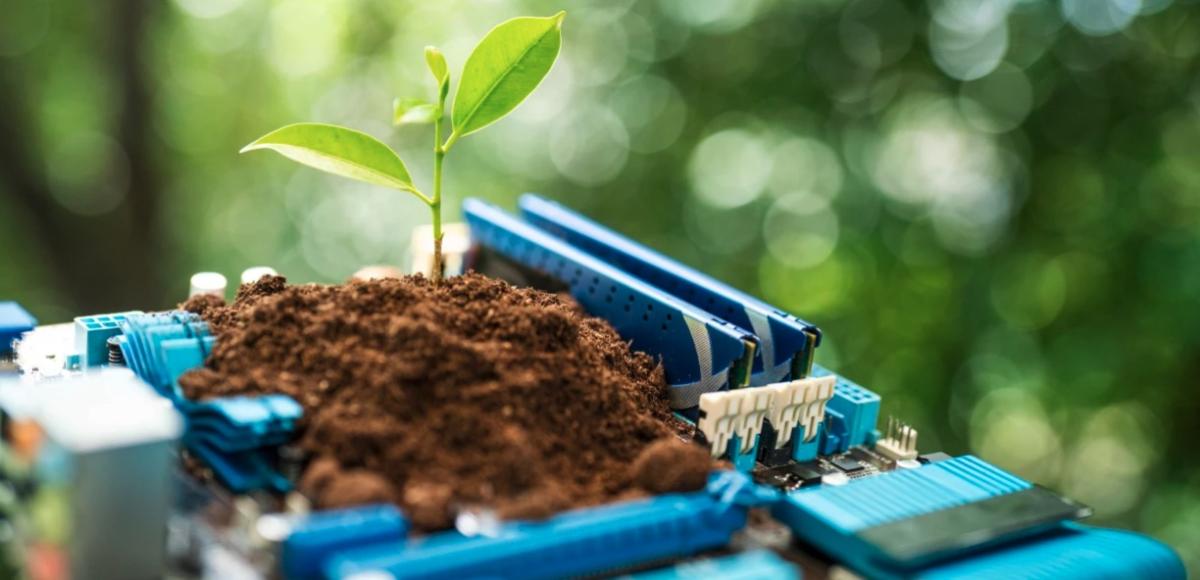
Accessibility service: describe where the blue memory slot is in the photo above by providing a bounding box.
[464,198,754,410]
[519,194,821,384]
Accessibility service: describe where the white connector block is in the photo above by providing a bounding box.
[763,375,836,448]
[697,388,773,457]
[875,417,919,461]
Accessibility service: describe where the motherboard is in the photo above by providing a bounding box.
[0,195,1185,579]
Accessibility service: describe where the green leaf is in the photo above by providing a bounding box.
[425,45,448,90]
[393,98,437,126]
[451,11,565,141]
[240,123,423,198]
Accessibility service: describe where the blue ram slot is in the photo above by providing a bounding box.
[916,523,1184,580]
[326,471,778,579]
[464,199,753,410]
[519,195,821,385]
[631,550,800,579]
[282,504,408,580]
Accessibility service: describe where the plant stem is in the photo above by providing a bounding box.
[431,111,445,282]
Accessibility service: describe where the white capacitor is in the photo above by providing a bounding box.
[240,266,277,284]
[189,272,227,298]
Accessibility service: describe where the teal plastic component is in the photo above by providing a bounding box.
[791,422,823,462]
[812,364,879,453]
[326,471,778,579]
[0,302,36,354]
[728,433,761,472]
[282,504,408,580]
[915,523,1185,580]
[74,311,142,367]
[632,550,800,579]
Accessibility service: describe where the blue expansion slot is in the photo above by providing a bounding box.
[282,504,409,580]
[464,198,754,410]
[325,471,778,579]
[631,550,800,579]
[519,194,821,384]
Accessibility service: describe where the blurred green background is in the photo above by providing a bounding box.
[2,0,1199,570]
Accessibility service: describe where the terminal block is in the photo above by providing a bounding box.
[74,311,142,367]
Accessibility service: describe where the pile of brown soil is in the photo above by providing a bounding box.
[178,273,712,530]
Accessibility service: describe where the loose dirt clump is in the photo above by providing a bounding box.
[179,273,711,530]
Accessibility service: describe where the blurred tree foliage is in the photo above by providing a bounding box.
[1,0,1198,571]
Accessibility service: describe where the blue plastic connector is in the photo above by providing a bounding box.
[916,524,1184,580]
[631,550,800,579]
[0,301,36,354]
[464,199,753,411]
[327,471,777,579]
[812,365,879,453]
[519,194,822,385]
[74,311,142,367]
[282,504,408,580]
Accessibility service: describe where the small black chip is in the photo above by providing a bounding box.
[753,462,826,489]
[832,456,864,473]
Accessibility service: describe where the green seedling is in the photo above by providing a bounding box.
[242,12,566,280]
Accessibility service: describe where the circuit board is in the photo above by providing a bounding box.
[0,196,1185,580]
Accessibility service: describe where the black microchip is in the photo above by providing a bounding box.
[918,452,953,464]
[754,462,826,490]
[832,456,864,473]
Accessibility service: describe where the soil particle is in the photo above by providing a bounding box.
[629,439,714,494]
[179,273,713,530]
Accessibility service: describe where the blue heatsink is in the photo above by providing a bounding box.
[771,454,1183,578]
[518,194,821,385]
[464,198,754,411]
[120,311,302,493]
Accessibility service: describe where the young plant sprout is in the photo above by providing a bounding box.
[241,12,566,280]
